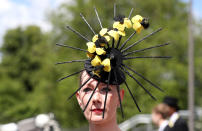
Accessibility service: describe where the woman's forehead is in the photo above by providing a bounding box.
[84,78,112,88]
[81,71,116,88]
[81,71,98,84]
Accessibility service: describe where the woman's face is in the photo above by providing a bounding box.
[76,71,124,124]
[151,111,161,126]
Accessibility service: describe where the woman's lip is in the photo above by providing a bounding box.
[91,109,104,113]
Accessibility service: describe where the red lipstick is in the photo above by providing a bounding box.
[91,109,103,114]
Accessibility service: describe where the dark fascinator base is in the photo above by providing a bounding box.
[84,59,125,85]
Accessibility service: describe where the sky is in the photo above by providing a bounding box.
[0,0,68,46]
[0,0,201,48]
[191,0,202,18]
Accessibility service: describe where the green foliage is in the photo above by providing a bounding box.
[194,20,202,106]
[0,25,58,123]
[0,0,202,129]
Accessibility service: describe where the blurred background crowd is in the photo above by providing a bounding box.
[0,0,202,130]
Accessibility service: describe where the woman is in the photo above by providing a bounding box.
[76,71,124,131]
[152,103,170,131]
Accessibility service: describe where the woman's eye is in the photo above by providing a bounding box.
[101,87,111,92]
[83,88,92,93]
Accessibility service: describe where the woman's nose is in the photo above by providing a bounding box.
[92,90,101,104]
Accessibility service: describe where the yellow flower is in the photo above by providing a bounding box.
[113,21,125,31]
[113,18,132,32]
[124,18,132,28]
[86,52,94,58]
[92,35,98,42]
[91,55,101,66]
[101,58,111,72]
[96,48,106,55]
[118,30,126,36]
[99,28,108,36]
[131,15,145,33]
[131,15,143,23]
[133,22,144,33]
[108,30,119,41]
[92,31,110,46]
[104,35,110,42]
[86,42,96,53]
[93,70,101,77]
[99,43,105,47]
[100,28,110,42]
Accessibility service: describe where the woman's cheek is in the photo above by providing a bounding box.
[107,94,117,109]
[81,93,90,109]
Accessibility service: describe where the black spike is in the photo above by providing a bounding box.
[80,13,96,35]
[124,81,141,112]
[118,72,141,112]
[122,64,164,92]
[121,28,162,53]
[112,38,115,48]
[119,31,136,50]
[103,90,108,119]
[94,7,103,29]
[91,65,104,72]
[114,3,116,18]
[123,42,170,56]
[55,59,87,65]
[114,70,124,118]
[116,36,122,48]
[83,80,101,112]
[128,8,134,19]
[57,69,85,82]
[123,56,172,60]
[116,86,124,117]
[103,71,111,119]
[120,66,156,100]
[66,25,90,42]
[56,43,87,52]
[67,75,93,100]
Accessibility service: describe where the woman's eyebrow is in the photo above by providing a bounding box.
[99,84,113,89]
[85,82,94,88]
[99,84,106,87]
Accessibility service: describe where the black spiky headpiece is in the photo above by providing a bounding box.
[56,4,171,119]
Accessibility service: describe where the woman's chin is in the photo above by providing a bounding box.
[87,113,108,124]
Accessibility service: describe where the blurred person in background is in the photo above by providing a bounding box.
[76,71,124,131]
[152,103,170,131]
[163,96,188,131]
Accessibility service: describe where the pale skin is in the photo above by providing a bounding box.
[76,71,124,131]
[151,111,165,127]
[151,103,170,128]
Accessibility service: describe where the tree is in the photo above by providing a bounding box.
[0,25,58,123]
